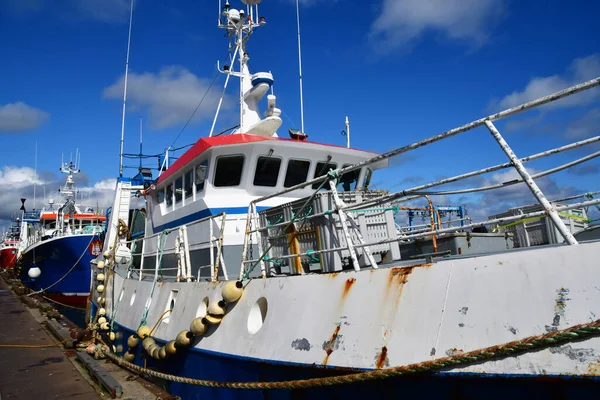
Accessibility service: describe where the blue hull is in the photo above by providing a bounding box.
[105,321,600,400]
[19,235,101,299]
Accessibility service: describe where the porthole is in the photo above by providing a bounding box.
[247,297,268,334]
[196,297,209,318]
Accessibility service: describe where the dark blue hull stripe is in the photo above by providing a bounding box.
[104,320,600,400]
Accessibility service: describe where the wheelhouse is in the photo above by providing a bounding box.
[144,134,388,235]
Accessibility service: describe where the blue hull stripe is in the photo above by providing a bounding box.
[106,320,600,400]
[152,206,269,233]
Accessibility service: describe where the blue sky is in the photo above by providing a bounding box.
[0,0,599,229]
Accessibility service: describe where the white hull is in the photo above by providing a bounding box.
[105,239,600,376]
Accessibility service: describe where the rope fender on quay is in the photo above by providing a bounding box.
[97,318,600,390]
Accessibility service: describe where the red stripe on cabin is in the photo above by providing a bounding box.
[157,134,379,184]
[40,214,106,220]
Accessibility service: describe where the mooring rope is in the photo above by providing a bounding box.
[100,318,600,390]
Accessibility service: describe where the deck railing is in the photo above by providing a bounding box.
[239,76,600,279]
[124,212,227,283]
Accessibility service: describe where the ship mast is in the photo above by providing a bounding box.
[214,0,281,137]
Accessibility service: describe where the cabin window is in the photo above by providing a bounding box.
[338,165,361,192]
[284,159,310,188]
[312,162,337,189]
[184,170,193,199]
[157,188,165,204]
[214,155,244,187]
[253,156,282,187]
[175,177,183,203]
[166,184,173,207]
[196,162,207,192]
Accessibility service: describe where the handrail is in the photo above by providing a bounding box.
[238,77,600,278]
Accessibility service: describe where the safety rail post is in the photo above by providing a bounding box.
[484,120,578,245]
[215,213,227,281]
[328,178,360,271]
[239,205,253,280]
[209,218,215,282]
[251,203,267,278]
[330,188,379,269]
[154,234,160,282]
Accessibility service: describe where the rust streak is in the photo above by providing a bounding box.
[342,278,356,300]
[376,346,389,369]
[322,325,341,366]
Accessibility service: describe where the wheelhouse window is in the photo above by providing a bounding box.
[157,188,165,204]
[196,162,207,192]
[184,170,193,199]
[338,165,361,192]
[175,177,183,203]
[166,184,173,207]
[214,155,244,187]
[312,162,337,189]
[284,159,310,188]
[254,156,282,187]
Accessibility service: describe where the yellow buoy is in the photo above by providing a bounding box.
[97,284,105,294]
[98,308,106,316]
[100,322,110,330]
[175,330,193,347]
[142,337,156,352]
[159,346,166,360]
[127,335,139,348]
[190,317,208,336]
[147,344,158,356]
[109,332,116,341]
[124,351,135,362]
[137,325,151,339]
[103,250,112,259]
[165,340,177,356]
[97,273,105,282]
[222,281,244,303]
[97,260,105,269]
[97,296,105,306]
[151,346,161,359]
[98,316,107,325]
[205,300,226,324]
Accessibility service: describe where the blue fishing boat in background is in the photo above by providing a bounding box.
[16,159,106,307]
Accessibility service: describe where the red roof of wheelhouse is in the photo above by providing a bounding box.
[156,134,380,184]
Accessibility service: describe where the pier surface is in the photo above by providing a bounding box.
[0,278,100,399]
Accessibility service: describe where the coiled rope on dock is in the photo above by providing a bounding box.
[101,318,600,390]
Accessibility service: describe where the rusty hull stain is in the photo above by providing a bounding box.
[342,278,356,299]
[375,346,389,369]
[322,325,341,366]
[587,362,600,376]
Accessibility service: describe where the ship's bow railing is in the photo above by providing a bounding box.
[238,76,600,279]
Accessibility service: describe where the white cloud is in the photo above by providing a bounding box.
[0,102,49,132]
[103,66,226,129]
[369,0,505,52]
[496,54,600,110]
[92,178,117,191]
[0,166,115,225]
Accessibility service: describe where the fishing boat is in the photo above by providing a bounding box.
[16,159,106,307]
[0,217,20,269]
[90,1,600,398]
